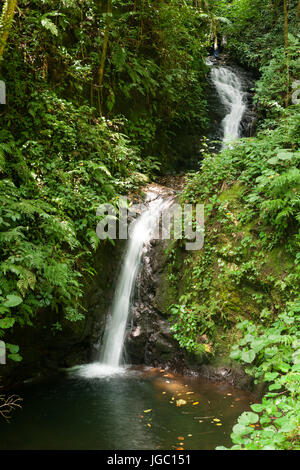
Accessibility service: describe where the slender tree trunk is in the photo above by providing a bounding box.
[213,20,218,51]
[0,0,18,63]
[283,0,289,107]
[98,0,112,114]
[202,0,217,50]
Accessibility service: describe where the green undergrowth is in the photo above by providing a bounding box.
[166,105,300,449]
[0,90,149,353]
[0,0,210,361]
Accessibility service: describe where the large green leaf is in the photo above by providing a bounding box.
[2,294,23,308]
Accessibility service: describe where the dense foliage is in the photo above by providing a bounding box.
[167,0,300,450]
[0,0,210,356]
[0,0,299,450]
[175,107,300,449]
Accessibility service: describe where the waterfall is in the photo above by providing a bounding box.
[98,192,172,370]
[210,66,247,148]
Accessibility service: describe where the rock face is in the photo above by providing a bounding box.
[125,238,185,370]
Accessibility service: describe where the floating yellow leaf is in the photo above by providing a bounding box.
[178,436,184,440]
[216,423,222,426]
[192,402,199,405]
[176,399,187,407]
[213,418,221,422]
[176,447,184,450]
[186,392,194,395]
[162,392,166,395]
[144,409,152,413]
[188,434,192,437]
[147,423,151,427]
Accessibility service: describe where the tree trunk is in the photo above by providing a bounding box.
[98,0,112,114]
[283,0,289,107]
[0,0,18,63]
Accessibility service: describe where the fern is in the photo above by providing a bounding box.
[0,227,25,243]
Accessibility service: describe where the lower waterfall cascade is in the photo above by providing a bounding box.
[98,192,174,370]
[210,65,248,148]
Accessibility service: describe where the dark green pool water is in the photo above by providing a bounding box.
[0,366,253,450]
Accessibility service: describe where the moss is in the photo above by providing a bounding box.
[154,274,178,315]
[153,240,183,315]
[211,274,261,324]
[261,247,294,278]
[218,182,245,204]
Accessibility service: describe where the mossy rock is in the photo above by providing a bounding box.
[153,240,184,315]
[218,182,245,205]
[260,247,294,278]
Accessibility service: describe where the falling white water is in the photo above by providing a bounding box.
[210,66,246,148]
[98,192,173,369]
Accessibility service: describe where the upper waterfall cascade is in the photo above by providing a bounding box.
[210,66,247,148]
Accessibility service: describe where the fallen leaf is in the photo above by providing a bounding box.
[227,393,232,396]
[216,423,222,426]
[188,434,192,437]
[176,448,184,450]
[186,392,194,395]
[147,423,151,428]
[213,419,220,422]
[178,436,184,440]
[192,402,199,406]
[199,420,203,423]
[144,409,152,413]
[176,399,187,407]
[162,392,166,395]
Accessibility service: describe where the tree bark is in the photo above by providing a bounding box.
[0,0,18,63]
[283,0,289,107]
[98,0,112,114]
